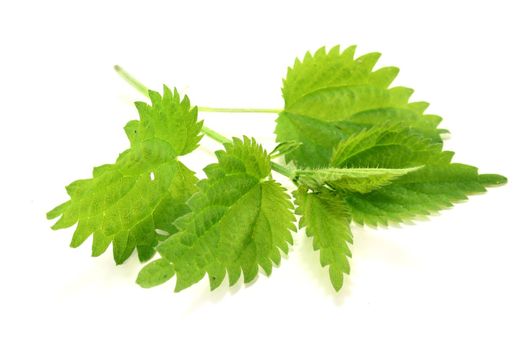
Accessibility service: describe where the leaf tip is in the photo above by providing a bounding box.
[136,259,176,288]
[479,173,507,187]
[47,201,68,220]
[329,268,344,292]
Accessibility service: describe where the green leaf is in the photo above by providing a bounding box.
[141,137,296,292]
[276,45,444,168]
[47,50,507,296]
[330,124,448,169]
[294,166,422,194]
[275,43,507,230]
[294,187,352,291]
[130,85,203,155]
[344,163,506,226]
[47,86,201,264]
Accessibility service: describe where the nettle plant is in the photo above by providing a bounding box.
[48,45,506,292]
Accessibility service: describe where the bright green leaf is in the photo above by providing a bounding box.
[294,166,422,194]
[141,137,296,292]
[330,124,448,169]
[276,45,444,168]
[344,163,506,226]
[295,187,352,291]
[47,87,201,264]
[130,85,203,155]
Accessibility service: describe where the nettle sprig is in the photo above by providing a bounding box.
[48,45,506,292]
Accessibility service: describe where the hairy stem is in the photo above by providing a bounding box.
[114,65,292,178]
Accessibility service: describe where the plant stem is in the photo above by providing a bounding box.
[114,66,281,114]
[271,162,294,178]
[200,126,231,144]
[114,65,293,179]
[114,66,231,144]
[114,65,149,96]
[198,106,282,114]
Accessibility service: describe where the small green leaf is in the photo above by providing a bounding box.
[330,124,447,169]
[270,140,302,158]
[295,187,352,291]
[132,86,203,155]
[294,166,422,193]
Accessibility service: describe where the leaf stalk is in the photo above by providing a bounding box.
[198,106,282,114]
[114,65,292,178]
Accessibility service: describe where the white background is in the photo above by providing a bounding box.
[1,1,524,349]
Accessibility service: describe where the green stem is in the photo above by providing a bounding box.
[200,126,231,144]
[114,65,293,179]
[199,106,282,114]
[271,162,294,178]
[114,66,281,114]
[114,65,149,96]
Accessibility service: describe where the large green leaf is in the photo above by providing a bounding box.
[276,45,444,168]
[137,137,296,292]
[343,164,506,226]
[47,86,201,264]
